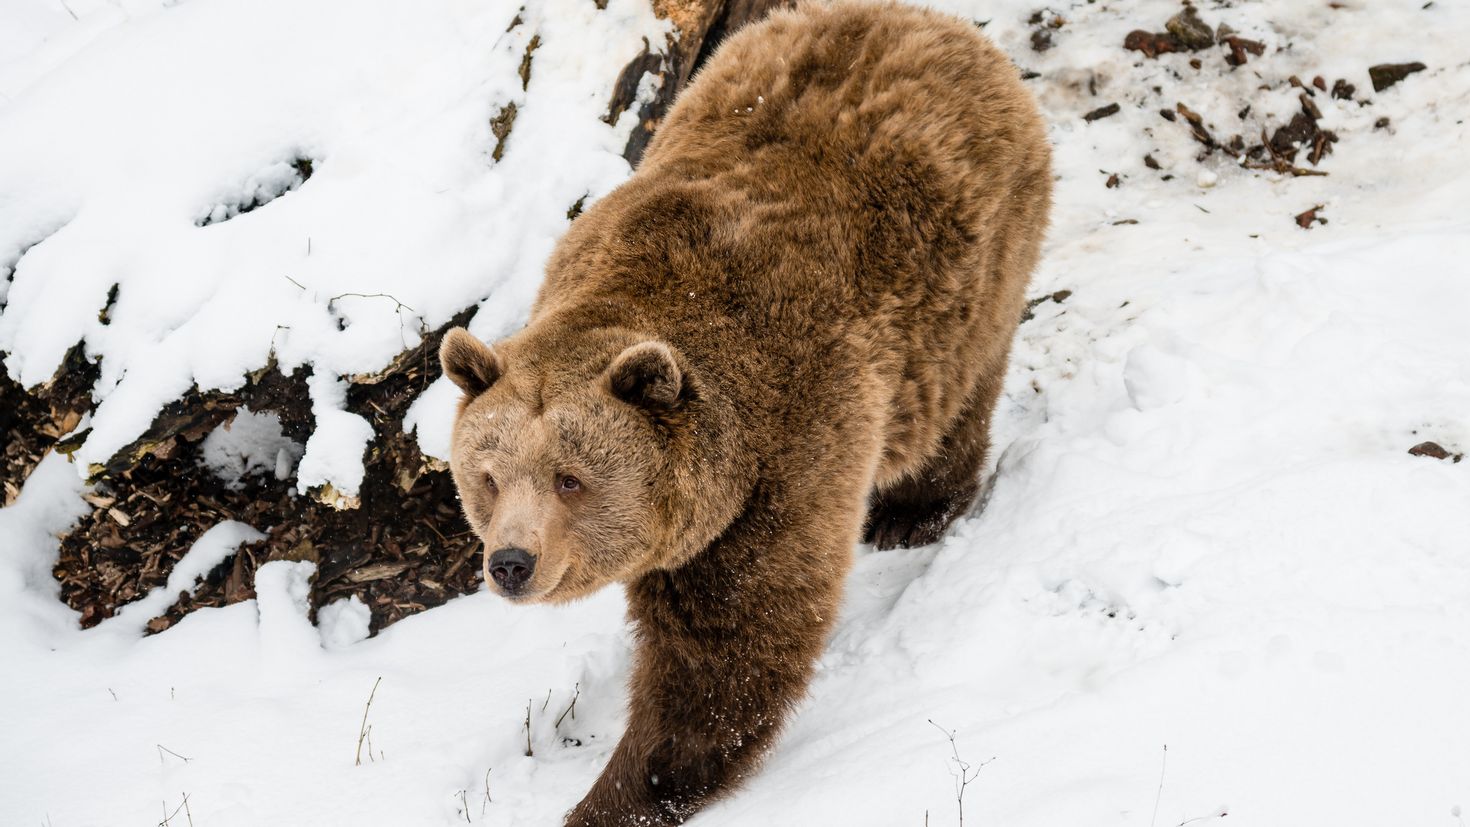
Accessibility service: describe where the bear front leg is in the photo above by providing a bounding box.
[566,536,845,825]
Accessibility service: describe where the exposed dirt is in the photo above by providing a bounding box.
[2,344,99,505]
[42,313,479,635]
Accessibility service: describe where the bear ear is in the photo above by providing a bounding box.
[439,328,503,397]
[607,341,683,410]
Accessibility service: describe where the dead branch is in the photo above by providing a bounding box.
[156,744,192,765]
[928,720,994,827]
[355,676,382,766]
[1150,744,1168,827]
[554,683,581,730]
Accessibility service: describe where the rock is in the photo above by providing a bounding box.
[1124,29,1185,59]
[1165,6,1215,50]
[1368,62,1426,92]
[1083,102,1121,122]
[1408,441,1462,462]
[1294,205,1325,229]
[1221,35,1265,67]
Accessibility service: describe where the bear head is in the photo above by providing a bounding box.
[438,326,739,603]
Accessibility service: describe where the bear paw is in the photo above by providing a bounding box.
[862,497,959,550]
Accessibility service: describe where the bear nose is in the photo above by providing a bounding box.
[488,547,536,593]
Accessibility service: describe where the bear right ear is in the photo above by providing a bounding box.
[607,341,683,410]
[439,328,503,397]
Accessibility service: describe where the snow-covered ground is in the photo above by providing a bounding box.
[3,0,1469,824]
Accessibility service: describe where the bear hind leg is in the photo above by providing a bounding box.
[864,377,1000,550]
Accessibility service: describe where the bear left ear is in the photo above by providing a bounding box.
[607,341,683,410]
[439,328,503,397]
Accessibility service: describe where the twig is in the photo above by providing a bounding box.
[1177,807,1228,826]
[928,720,994,827]
[107,688,118,701]
[1175,102,1231,156]
[327,291,417,315]
[1242,160,1328,178]
[157,793,191,827]
[1254,128,1329,177]
[481,768,493,816]
[458,789,472,823]
[441,538,479,580]
[356,676,382,766]
[524,700,533,757]
[1150,745,1168,827]
[157,744,192,765]
[325,290,424,347]
[554,683,581,729]
[541,688,552,713]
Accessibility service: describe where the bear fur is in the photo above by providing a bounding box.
[439,1,1051,823]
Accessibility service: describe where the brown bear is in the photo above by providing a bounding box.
[438,1,1051,823]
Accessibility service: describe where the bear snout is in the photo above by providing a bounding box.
[488,547,537,594]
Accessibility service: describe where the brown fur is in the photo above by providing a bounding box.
[440,2,1050,822]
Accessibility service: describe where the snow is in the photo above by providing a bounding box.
[3,0,1470,825]
[296,371,375,500]
[199,408,303,488]
[0,0,667,492]
[318,594,372,650]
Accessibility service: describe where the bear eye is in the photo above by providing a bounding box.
[484,472,498,492]
[557,474,581,494]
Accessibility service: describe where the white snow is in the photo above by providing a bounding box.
[318,594,372,650]
[404,375,463,465]
[199,408,304,487]
[3,0,1469,825]
[296,371,375,499]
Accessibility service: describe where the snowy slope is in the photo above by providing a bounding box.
[0,0,666,493]
[3,0,1470,825]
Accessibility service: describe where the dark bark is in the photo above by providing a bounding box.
[612,0,794,166]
